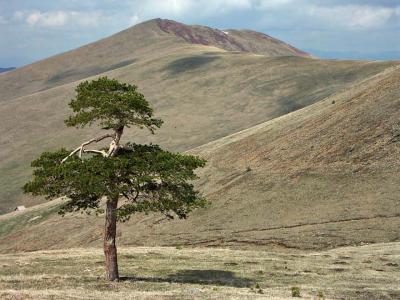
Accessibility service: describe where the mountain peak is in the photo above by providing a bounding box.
[153,18,312,58]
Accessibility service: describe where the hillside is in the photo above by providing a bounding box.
[0,65,399,252]
[1,20,397,214]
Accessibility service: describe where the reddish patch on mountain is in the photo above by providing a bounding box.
[157,19,210,46]
[241,30,311,57]
[157,19,247,52]
[156,19,311,57]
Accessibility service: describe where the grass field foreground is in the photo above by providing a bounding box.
[0,243,399,299]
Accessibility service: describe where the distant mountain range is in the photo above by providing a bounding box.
[0,67,15,73]
[306,49,400,61]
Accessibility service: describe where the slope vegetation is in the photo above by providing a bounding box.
[1,19,397,213]
[0,52,395,213]
[0,65,399,252]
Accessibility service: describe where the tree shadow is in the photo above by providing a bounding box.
[120,269,254,287]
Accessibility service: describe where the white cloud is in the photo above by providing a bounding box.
[133,0,252,19]
[308,5,397,29]
[23,10,102,27]
[14,1,397,32]
[13,11,24,20]
[27,11,66,26]
[205,0,253,13]
[136,0,192,17]
[132,0,295,16]
[255,0,293,9]
[75,12,103,26]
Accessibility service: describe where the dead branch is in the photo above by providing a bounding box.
[61,133,114,163]
[83,149,108,157]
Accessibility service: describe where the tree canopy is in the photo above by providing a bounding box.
[23,143,207,221]
[65,77,163,132]
[23,77,207,281]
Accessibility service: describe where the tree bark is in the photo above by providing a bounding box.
[103,126,124,281]
[107,126,124,157]
[104,197,119,281]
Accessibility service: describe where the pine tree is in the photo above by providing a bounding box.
[24,77,207,281]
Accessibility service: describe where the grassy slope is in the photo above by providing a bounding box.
[184,65,400,249]
[0,66,399,252]
[0,243,399,299]
[0,45,396,213]
[1,18,398,213]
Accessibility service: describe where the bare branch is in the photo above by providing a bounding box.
[61,133,114,163]
[83,149,108,157]
[81,133,115,148]
[61,147,81,163]
[107,127,124,158]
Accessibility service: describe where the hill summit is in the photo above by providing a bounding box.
[155,19,312,57]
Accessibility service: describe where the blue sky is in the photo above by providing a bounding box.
[0,0,399,66]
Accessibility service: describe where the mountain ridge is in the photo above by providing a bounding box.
[155,18,312,58]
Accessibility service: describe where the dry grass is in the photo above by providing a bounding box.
[1,67,399,253]
[0,19,398,213]
[0,243,399,299]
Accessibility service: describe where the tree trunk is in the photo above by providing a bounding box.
[104,197,119,281]
[107,126,124,157]
[103,126,124,280]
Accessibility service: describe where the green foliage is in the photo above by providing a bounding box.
[23,144,207,221]
[291,286,301,297]
[65,77,162,132]
[24,77,207,222]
